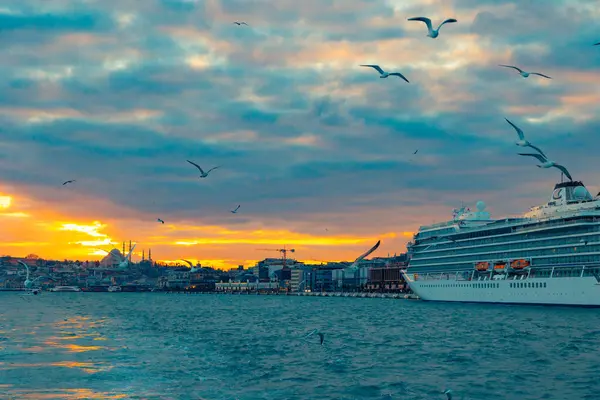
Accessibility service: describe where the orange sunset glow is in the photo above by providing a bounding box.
[0,186,417,269]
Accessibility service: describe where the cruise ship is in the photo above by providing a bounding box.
[400,180,600,306]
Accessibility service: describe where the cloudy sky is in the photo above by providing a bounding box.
[1,0,599,269]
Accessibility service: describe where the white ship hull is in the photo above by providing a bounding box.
[401,271,600,306]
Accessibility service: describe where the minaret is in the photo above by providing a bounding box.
[142,250,145,261]
[128,240,132,261]
[122,242,125,256]
[149,248,152,260]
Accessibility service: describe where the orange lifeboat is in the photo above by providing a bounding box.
[494,262,507,272]
[475,262,489,272]
[511,259,530,270]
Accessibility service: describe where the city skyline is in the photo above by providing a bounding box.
[2,0,600,269]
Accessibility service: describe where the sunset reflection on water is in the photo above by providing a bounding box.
[5,388,129,399]
[0,294,131,399]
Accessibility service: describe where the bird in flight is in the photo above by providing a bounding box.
[443,389,453,400]
[180,259,193,268]
[518,153,573,181]
[499,65,551,79]
[233,21,248,26]
[594,42,600,46]
[413,149,418,155]
[305,329,324,345]
[504,118,546,157]
[157,218,164,224]
[187,160,220,178]
[407,17,457,38]
[62,180,75,185]
[360,65,409,83]
[231,205,241,214]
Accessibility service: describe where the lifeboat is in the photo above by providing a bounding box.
[475,262,489,272]
[510,259,530,270]
[493,262,507,273]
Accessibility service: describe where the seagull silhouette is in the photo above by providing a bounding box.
[230,205,241,214]
[443,389,453,400]
[180,259,193,268]
[413,149,418,154]
[360,65,409,82]
[157,218,164,224]
[594,42,600,46]
[305,329,324,345]
[499,65,551,79]
[407,17,457,38]
[505,118,546,157]
[187,160,220,178]
[233,21,248,26]
[62,180,75,185]
[518,153,573,181]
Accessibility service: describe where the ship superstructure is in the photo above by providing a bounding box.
[401,180,600,306]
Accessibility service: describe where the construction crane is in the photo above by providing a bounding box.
[256,246,296,268]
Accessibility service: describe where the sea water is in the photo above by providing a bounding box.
[1,293,599,399]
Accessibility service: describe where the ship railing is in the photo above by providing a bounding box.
[514,214,600,233]
[417,264,600,282]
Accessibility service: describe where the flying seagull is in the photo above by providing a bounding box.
[157,218,164,224]
[594,42,600,46]
[17,260,50,293]
[518,153,573,181]
[407,17,457,38]
[17,260,33,289]
[230,205,241,214]
[187,160,220,178]
[62,180,75,185]
[233,21,248,26]
[348,240,381,270]
[443,389,453,400]
[413,149,418,154]
[180,259,193,268]
[97,245,137,269]
[305,329,324,345]
[499,65,551,79]
[360,65,409,82]
[505,118,546,157]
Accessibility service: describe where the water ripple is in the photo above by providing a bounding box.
[1,293,600,399]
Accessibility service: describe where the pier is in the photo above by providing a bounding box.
[159,290,419,299]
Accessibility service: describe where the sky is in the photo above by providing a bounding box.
[1,0,600,269]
